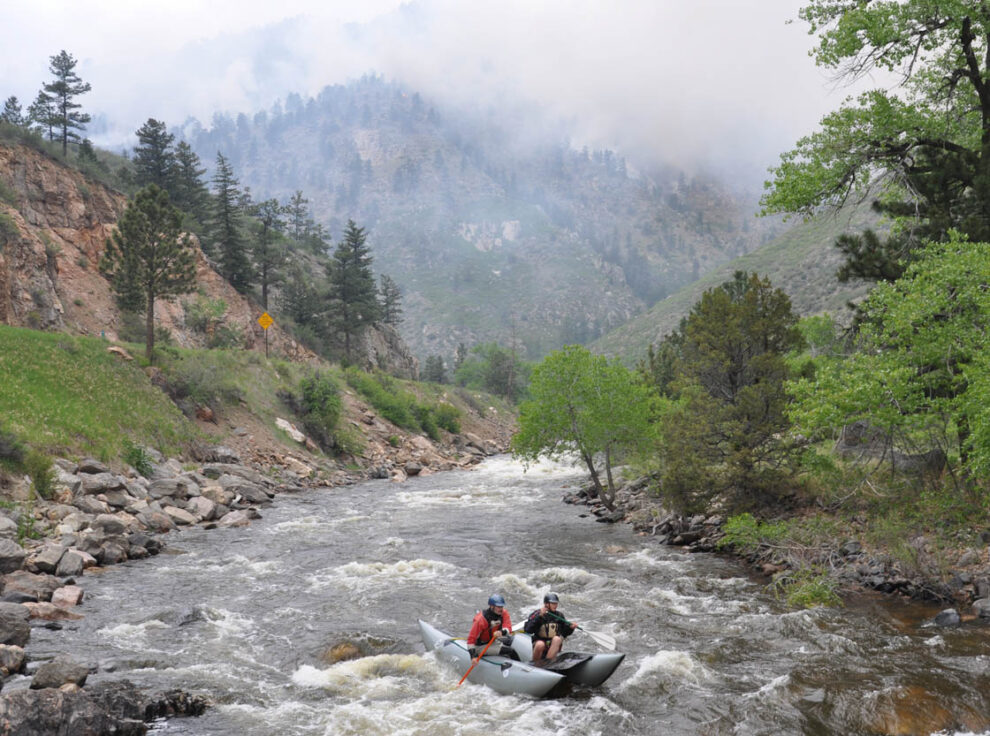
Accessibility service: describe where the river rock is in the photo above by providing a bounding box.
[0,644,25,675]
[98,540,130,565]
[0,686,144,735]
[51,585,84,608]
[0,538,27,574]
[163,506,197,526]
[74,495,112,515]
[23,601,84,621]
[202,464,270,487]
[973,598,990,619]
[30,655,90,689]
[217,510,251,528]
[26,543,66,574]
[3,570,61,601]
[933,608,960,626]
[137,510,175,533]
[201,485,235,506]
[148,478,195,502]
[0,602,30,647]
[79,472,125,495]
[186,496,216,521]
[56,550,86,577]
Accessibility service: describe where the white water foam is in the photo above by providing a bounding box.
[618,649,712,692]
[97,619,169,649]
[306,558,460,594]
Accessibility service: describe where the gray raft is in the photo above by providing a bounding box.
[418,620,625,696]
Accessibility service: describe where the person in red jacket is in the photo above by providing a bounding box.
[467,594,512,657]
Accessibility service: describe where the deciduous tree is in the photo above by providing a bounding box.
[512,345,652,511]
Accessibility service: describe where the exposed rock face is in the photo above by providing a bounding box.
[355,322,419,379]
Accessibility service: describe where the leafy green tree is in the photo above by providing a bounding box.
[763,3,990,282]
[325,220,381,360]
[512,345,653,510]
[172,141,210,222]
[100,185,197,362]
[1,96,24,126]
[209,152,253,290]
[790,235,990,482]
[378,273,403,326]
[43,50,91,156]
[27,90,55,140]
[251,198,287,310]
[453,342,530,402]
[133,118,176,192]
[662,273,804,512]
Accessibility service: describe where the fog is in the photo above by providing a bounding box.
[1,0,862,181]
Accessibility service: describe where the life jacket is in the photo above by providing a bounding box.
[528,610,562,641]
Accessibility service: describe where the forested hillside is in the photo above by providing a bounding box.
[181,75,782,362]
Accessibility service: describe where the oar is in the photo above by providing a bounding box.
[547,611,617,651]
[455,630,500,688]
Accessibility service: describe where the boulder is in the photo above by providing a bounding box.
[163,506,197,526]
[23,601,84,621]
[0,538,27,574]
[79,472,124,495]
[217,510,251,528]
[0,515,18,537]
[26,544,66,574]
[0,644,25,675]
[77,458,110,474]
[55,550,86,578]
[30,655,90,689]
[51,585,84,608]
[91,514,127,536]
[2,570,61,601]
[0,602,30,647]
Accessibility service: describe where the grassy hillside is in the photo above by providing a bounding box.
[592,202,880,362]
[0,326,200,461]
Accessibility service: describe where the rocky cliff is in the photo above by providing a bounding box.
[0,143,411,372]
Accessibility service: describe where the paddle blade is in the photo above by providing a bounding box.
[581,627,617,651]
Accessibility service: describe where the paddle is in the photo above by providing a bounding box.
[455,628,502,688]
[547,611,617,651]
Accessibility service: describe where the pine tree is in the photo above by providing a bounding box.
[252,199,287,310]
[326,219,381,360]
[100,185,197,362]
[378,273,403,325]
[281,263,319,327]
[172,142,210,222]
[43,50,91,156]
[27,90,55,140]
[209,152,253,291]
[286,190,309,239]
[0,96,24,126]
[132,118,176,192]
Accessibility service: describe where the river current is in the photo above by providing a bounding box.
[14,457,990,735]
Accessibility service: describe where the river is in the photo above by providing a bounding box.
[13,457,990,735]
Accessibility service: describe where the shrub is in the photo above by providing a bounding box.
[0,212,19,248]
[771,568,842,608]
[717,513,788,554]
[0,425,25,469]
[433,403,461,434]
[299,371,343,440]
[123,440,154,477]
[23,450,56,500]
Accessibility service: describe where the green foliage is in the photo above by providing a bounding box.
[101,184,197,361]
[23,450,57,500]
[771,568,842,609]
[513,345,653,509]
[298,371,343,447]
[122,440,154,477]
[326,220,380,360]
[209,152,253,290]
[0,423,26,470]
[162,351,244,412]
[388,434,400,447]
[716,513,787,554]
[422,355,447,384]
[788,236,990,483]
[0,325,197,459]
[343,367,460,440]
[660,273,805,512]
[453,342,531,402]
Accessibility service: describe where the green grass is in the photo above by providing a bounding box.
[0,325,200,461]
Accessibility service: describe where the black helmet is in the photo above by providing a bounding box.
[488,594,506,607]
[544,593,559,604]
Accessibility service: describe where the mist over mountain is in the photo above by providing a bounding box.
[181,75,783,361]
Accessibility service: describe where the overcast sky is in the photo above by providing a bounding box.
[1,1,859,181]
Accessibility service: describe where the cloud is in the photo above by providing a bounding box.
[0,0,847,178]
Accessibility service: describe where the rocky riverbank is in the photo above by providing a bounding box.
[0,429,507,733]
[565,476,990,625]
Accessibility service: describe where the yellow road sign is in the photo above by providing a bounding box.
[257,312,274,330]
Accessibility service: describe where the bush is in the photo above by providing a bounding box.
[23,450,56,500]
[299,371,343,445]
[123,440,154,477]
[433,403,461,434]
[771,568,842,608]
[0,212,19,248]
[717,513,787,554]
[165,352,243,411]
[0,425,25,468]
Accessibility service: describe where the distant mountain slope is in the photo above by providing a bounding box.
[182,75,783,361]
[591,203,879,362]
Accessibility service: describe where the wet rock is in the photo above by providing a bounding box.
[933,608,960,626]
[217,510,251,528]
[23,601,84,621]
[30,655,91,689]
[98,540,130,565]
[404,462,423,476]
[0,602,31,647]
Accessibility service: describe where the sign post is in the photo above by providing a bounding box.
[257,312,274,358]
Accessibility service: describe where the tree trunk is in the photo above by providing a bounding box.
[602,445,617,510]
[581,450,614,511]
[145,291,155,364]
